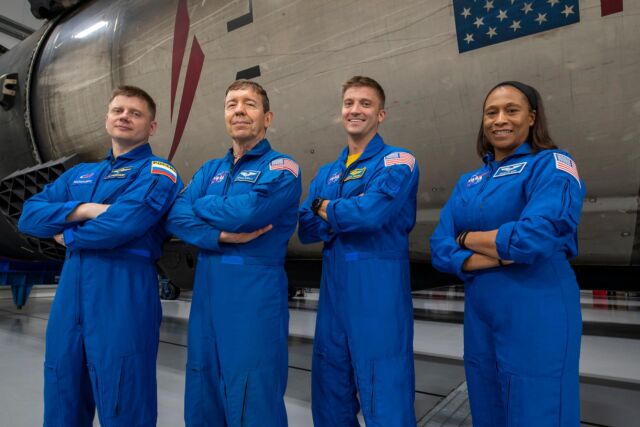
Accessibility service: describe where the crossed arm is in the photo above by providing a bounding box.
[54,203,111,246]
[457,230,514,271]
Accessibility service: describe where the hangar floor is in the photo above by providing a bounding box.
[0,285,638,426]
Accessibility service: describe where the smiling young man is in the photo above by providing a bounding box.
[166,80,301,427]
[18,86,182,427]
[298,76,420,426]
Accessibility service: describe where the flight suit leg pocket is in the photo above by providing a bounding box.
[353,361,375,418]
[43,362,63,427]
[368,354,416,427]
[503,373,562,427]
[185,363,205,426]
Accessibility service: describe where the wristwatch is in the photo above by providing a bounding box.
[311,197,325,215]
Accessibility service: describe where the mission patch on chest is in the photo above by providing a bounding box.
[343,167,366,182]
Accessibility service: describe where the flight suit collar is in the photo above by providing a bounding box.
[106,143,153,163]
[224,138,272,163]
[483,141,532,165]
[338,133,385,164]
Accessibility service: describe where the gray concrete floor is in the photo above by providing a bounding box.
[1,286,639,426]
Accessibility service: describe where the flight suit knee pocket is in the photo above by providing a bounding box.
[220,372,251,427]
[502,373,562,427]
[43,362,64,426]
[355,355,416,424]
[100,354,156,426]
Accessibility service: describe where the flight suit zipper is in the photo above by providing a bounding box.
[338,157,363,198]
[222,156,245,196]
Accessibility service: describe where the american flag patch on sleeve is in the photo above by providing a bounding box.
[554,153,580,187]
[384,152,415,172]
[151,161,178,183]
[269,158,299,177]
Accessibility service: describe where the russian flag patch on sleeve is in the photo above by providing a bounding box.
[151,161,178,183]
[269,158,299,177]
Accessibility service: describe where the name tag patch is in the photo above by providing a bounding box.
[235,170,261,183]
[343,167,366,182]
[493,162,527,178]
[210,171,228,185]
[327,172,341,185]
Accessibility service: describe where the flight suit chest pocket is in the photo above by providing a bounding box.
[320,170,342,199]
[341,167,369,198]
[227,169,261,195]
[98,171,138,203]
[68,170,100,201]
[206,170,230,196]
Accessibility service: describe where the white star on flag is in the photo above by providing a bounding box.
[484,0,494,12]
[486,27,497,38]
[474,16,485,28]
[547,0,560,6]
[510,20,521,31]
[497,9,508,21]
[464,33,474,43]
[535,13,548,25]
[522,2,533,14]
[561,5,575,18]
[461,7,472,18]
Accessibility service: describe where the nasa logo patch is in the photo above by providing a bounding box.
[327,172,341,185]
[210,171,228,185]
[466,171,489,187]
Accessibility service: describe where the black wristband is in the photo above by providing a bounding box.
[498,259,505,267]
[459,231,469,249]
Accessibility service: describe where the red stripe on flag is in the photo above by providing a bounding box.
[601,0,623,16]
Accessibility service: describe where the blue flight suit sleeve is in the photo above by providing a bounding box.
[325,159,418,233]
[298,171,333,244]
[495,151,585,264]
[18,167,84,238]
[165,168,223,251]
[429,180,476,281]
[62,163,182,250]
[192,162,302,233]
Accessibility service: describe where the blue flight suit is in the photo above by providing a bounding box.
[430,143,585,427]
[18,143,182,427]
[298,134,419,427]
[165,139,301,427]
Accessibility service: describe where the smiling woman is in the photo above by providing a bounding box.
[431,81,586,427]
[476,81,557,160]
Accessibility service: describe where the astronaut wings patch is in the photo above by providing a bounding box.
[269,158,299,177]
[384,152,415,172]
[151,161,178,183]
